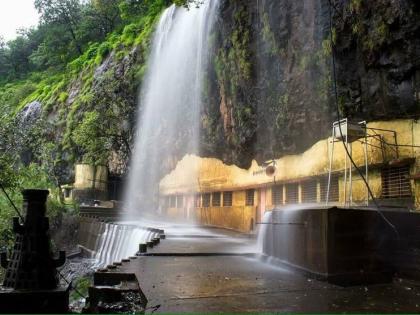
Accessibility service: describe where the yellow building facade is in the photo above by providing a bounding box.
[159,120,420,233]
[70,164,109,201]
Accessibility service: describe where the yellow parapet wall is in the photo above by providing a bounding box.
[198,205,257,233]
[160,119,420,195]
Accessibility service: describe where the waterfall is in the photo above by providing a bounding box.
[124,0,219,215]
[257,207,305,258]
[93,223,159,268]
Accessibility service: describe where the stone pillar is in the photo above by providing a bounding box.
[0,189,69,313]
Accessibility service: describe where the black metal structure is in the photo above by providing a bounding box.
[0,189,69,313]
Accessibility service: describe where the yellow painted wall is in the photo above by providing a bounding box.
[197,206,257,233]
[164,190,257,232]
[159,119,420,232]
[266,187,274,209]
[161,120,419,196]
[234,190,245,206]
[335,169,382,205]
[74,164,108,191]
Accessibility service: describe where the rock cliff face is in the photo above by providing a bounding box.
[49,45,143,178]
[200,0,420,168]
[332,0,420,119]
[21,0,420,180]
[201,0,332,168]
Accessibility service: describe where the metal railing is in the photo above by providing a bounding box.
[301,180,317,203]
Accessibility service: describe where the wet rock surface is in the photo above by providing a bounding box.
[16,101,43,164]
[201,0,420,168]
[18,101,42,127]
[332,0,420,119]
[202,0,334,166]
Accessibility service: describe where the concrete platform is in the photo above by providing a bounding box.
[116,225,420,313]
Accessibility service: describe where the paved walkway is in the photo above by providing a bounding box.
[118,224,420,313]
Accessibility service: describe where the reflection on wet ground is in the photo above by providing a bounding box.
[116,223,420,313]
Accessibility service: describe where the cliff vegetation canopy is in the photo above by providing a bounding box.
[0,0,176,254]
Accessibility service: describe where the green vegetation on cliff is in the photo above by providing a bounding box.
[0,0,173,176]
[0,0,178,252]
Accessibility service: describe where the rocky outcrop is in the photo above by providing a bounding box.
[16,101,43,165]
[201,0,332,167]
[332,0,420,119]
[37,0,419,177]
[18,101,42,127]
[46,45,143,180]
[200,0,419,168]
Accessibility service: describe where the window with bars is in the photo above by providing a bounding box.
[302,180,317,203]
[285,183,299,204]
[245,189,255,206]
[381,166,412,199]
[202,193,211,207]
[170,195,176,207]
[212,192,221,206]
[320,175,339,202]
[272,185,283,205]
[176,195,184,208]
[223,191,233,207]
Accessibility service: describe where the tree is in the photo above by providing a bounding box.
[72,111,110,165]
[30,22,78,67]
[91,0,122,34]
[34,0,83,55]
[0,37,12,80]
[72,105,132,167]
[119,0,147,21]
[77,0,122,45]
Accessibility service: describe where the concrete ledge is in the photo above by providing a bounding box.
[94,272,138,286]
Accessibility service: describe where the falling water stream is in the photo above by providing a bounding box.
[93,223,159,267]
[87,0,305,269]
[257,211,273,254]
[88,1,220,266]
[124,0,219,215]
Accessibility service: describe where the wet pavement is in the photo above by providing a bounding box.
[118,225,420,313]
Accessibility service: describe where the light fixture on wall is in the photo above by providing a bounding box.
[263,160,277,177]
